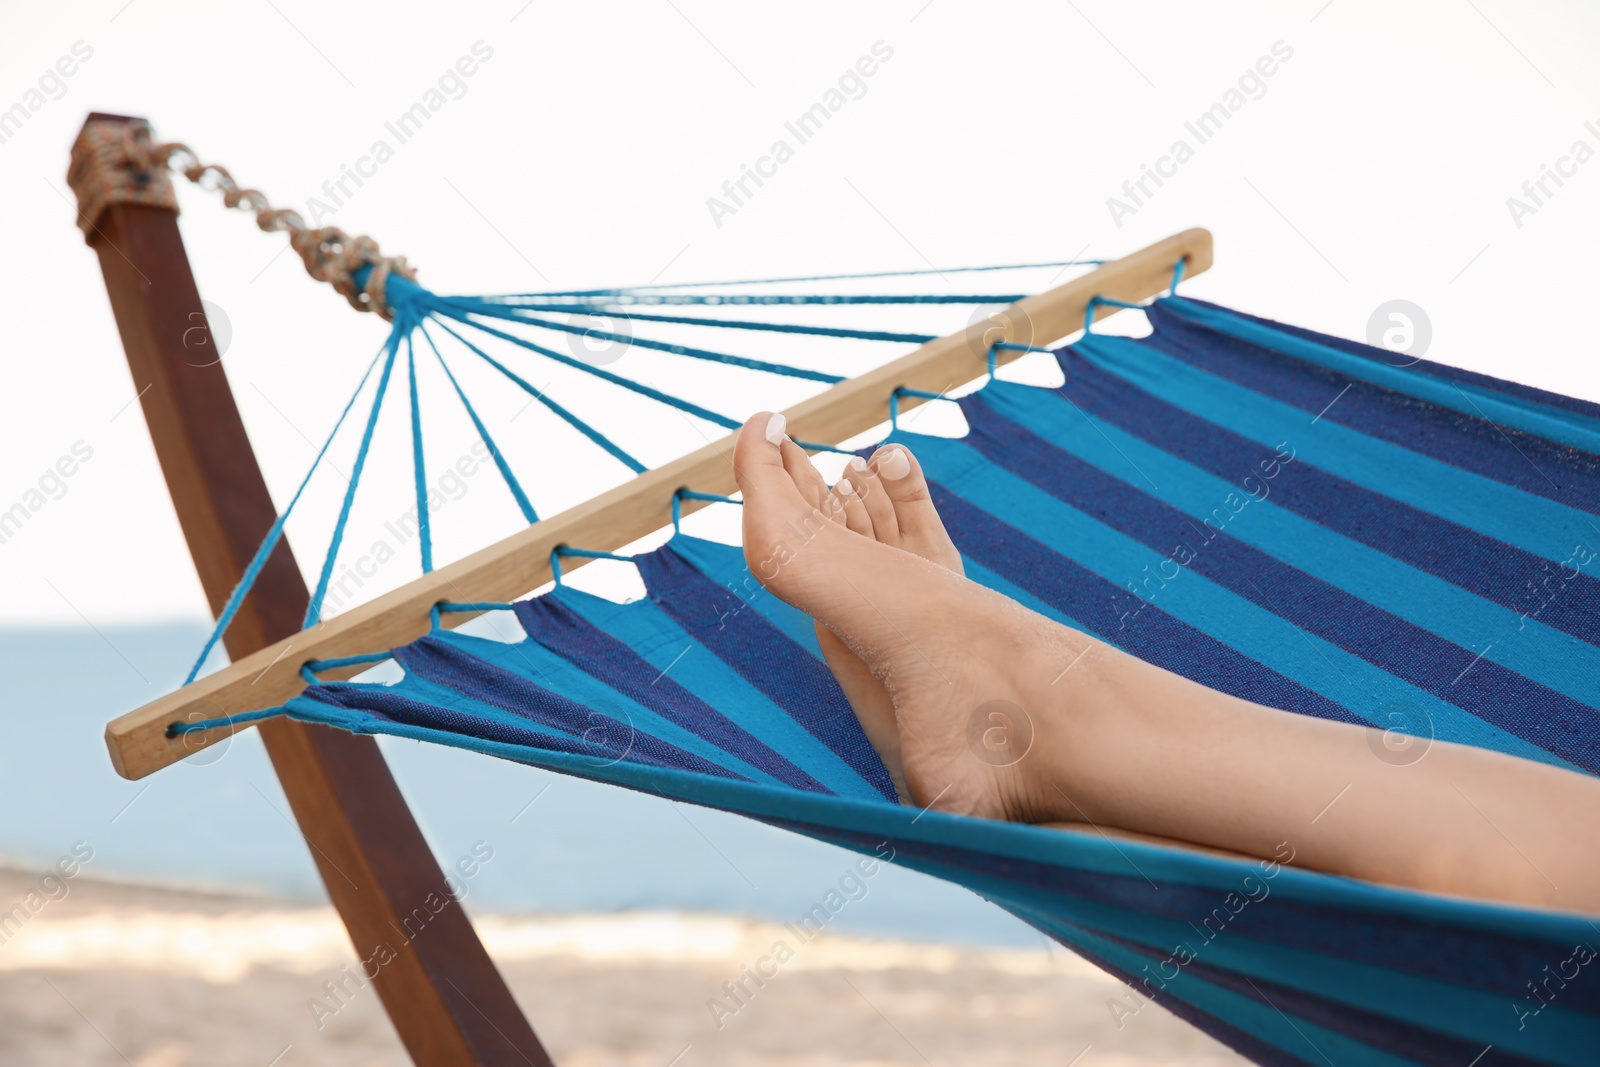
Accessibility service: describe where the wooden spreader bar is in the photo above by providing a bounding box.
[105,227,1212,781]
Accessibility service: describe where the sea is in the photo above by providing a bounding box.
[0,621,1041,947]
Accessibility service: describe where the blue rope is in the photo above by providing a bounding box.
[436,307,744,433]
[1171,257,1187,296]
[437,600,517,612]
[491,293,1032,308]
[790,437,856,456]
[438,310,851,457]
[889,386,952,430]
[405,331,434,574]
[182,346,386,685]
[429,316,649,473]
[523,258,1106,296]
[987,340,1058,379]
[549,545,634,586]
[429,599,517,629]
[300,651,396,685]
[672,488,741,533]
[167,706,287,737]
[473,303,939,346]
[1083,295,1147,336]
[417,321,539,524]
[304,329,404,628]
[436,296,843,383]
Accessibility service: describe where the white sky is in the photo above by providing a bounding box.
[2,0,1598,627]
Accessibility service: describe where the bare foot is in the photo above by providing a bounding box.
[817,445,964,802]
[735,412,1098,822]
[730,419,911,790]
[733,414,1600,912]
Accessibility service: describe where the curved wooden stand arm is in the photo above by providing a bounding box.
[77,112,553,1067]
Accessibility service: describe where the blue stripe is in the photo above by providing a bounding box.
[309,648,744,781]
[918,471,1364,724]
[956,393,1596,772]
[1070,924,1572,1067]
[799,820,1600,1058]
[636,542,899,802]
[1147,299,1600,514]
[405,629,772,782]
[1190,296,1600,425]
[510,598,818,791]
[1059,351,1600,650]
[976,377,1600,712]
[550,586,886,801]
[916,436,1567,764]
[663,535,827,657]
[1073,331,1600,569]
[1158,295,1600,454]
[1025,922,1323,1067]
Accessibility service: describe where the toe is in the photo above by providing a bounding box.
[734,412,803,501]
[846,456,900,548]
[735,413,824,568]
[833,476,875,538]
[779,433,831,511]
[871,443,961,572]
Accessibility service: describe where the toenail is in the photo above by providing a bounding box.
[877,447,911,480]
[764,413,787,444]
[849,456,868,472]
[837,477,857,495]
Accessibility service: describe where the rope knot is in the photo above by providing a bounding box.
[68,117,419,320]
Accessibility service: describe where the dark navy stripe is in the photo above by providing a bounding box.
[772,819,1600,1013]
[1171,296,1600,424]
[1147,299,1600,514]
[636,543,899,802]
[513,596,835,795]
[1084,925,1558,1067]
[1044,927,1320,1067]
[300,674,731,778]
[926,482,1366,726]
[392,635,745,780]
[960,395,1599,773]
[1058,350,1600,648]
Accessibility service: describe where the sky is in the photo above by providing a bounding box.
[1,0,1598,633]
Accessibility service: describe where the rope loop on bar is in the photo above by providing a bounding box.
[889,386,952,430]
[1083,294,1149,336]
[1081,257,1190,335]
[166,706,287,738]
[430,600,517,629]
[299,651,396,686]
[549,545,636,587]
[68,118,418,319]
[672,488,742,534]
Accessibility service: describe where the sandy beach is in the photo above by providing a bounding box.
[0,868,1248,1067]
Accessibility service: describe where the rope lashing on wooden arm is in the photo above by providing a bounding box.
[68,117,418,320]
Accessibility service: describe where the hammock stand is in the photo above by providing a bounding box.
[74,113,1209,1066]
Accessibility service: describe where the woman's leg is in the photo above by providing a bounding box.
[734,413,1600,913]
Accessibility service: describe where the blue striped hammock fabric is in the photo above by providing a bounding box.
[277,296,1600,1066]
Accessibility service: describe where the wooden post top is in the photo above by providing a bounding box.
[69,113,181,242]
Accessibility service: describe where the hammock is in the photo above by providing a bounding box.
[186,290,1599,1065]
[85,124,1600,1065]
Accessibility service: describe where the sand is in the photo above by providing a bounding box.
[0,869,1248,1066]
